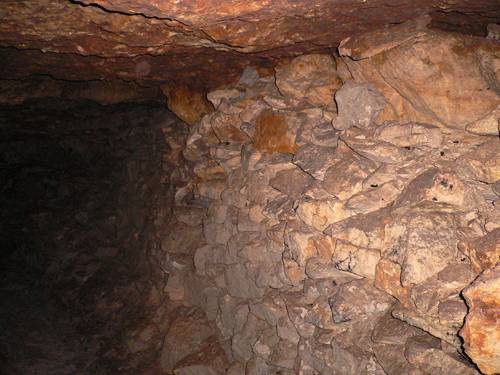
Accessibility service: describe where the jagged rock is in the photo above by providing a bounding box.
[383,207,460,286]
[346,179,404,214]
[322,152,374,201]
[165,86,214,125]
[331,240,381,278]
[293,144,337,180]
[275,54,342,108]
[210,112,249,144]
[305,257,363,281]
[392,303,461,347]
[461,264,500,375]
[286,230,318,267]
[174,205,207,226]
[458,139,500,184]
[371,312,428,374]
[333,81,386,130]
[325,207,391,250]
[232,313,268,361]
[207,88,242,109]
[374,260,411,309]
[406,263,476,333]
[297,196,349,231]
[339,21,499,129]
[404,335,479,375]
[270,166,314,200]
[225,263,264,299]
[462,228,500,273]
[342,137,408,164]
[328,279,394,324]
[161,223,206,254]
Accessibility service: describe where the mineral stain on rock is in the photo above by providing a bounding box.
[1,3,500,375]
[254,110,299,154]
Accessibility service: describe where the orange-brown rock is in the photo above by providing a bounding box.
[375,258,412,308]
[1,0,499,101]
[463,229,500,273]
[163,85,214,125]
[254,110,298,154]
[275,54,342,107]
[460,264,500,375]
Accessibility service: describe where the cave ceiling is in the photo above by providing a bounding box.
[1,0,499,95]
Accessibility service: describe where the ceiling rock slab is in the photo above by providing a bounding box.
[1,0,499,96]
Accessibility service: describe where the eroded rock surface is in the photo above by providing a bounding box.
[1,13,499,375]
[1,0,500,102]
[157,24,499,375]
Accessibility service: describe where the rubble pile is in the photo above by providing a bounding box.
[161,23,499,375]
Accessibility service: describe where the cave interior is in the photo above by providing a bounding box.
[0,1,499,375]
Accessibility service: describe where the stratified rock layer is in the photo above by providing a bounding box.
[1,0,499,100]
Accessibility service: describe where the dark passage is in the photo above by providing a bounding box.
[0,100,184,374]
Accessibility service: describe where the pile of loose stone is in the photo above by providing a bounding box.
[160,20,499,375]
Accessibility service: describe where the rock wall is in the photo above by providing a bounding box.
[0,100,189,374]
[161,24,499,375]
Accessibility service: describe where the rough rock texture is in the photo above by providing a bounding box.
[156,25,499,375]
[1,0,500,103]
[461,265,500,375]
[339,16,500,129]
[2,10,500,375]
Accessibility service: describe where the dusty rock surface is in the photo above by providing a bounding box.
[156,24,499,375]
[1,0,500,101]
[1,15,499,375]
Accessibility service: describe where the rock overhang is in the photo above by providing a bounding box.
[1,0,499,104]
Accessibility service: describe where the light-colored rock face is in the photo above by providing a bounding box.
[339,17,500,130]
[158,24,499,375]
[461,265,500,375]
[1,0,500,102]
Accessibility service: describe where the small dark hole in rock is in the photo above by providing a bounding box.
[432,197,438,201]
[370,184,378,188]
[440,151,445,156]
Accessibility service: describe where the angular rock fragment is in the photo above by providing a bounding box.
[339,22,499,129]
[461,265,500,375]
[165,86,214,125]
[405,335,479,375]
[293,144,337,180]
[297,196,349,231]
[275,54,342,108]
[462,229,500,272]
[333,81,386,130]
[270,166,313,200]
